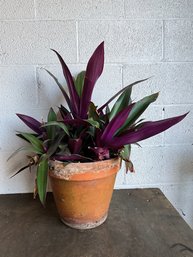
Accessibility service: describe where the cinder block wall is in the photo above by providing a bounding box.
[0,1,193,228]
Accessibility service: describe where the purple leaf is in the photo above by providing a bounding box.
[106,113,188,148]
[59,105,72,120]
[44,69,73,114]
[95,128,103,147]
[68,138,82,154]
[68,128,88,154]
[100,103,135,143]
[16,114,43,135]
[89,147,110,161]
[53,154,93,162]
[80,42,104,118]
[51,49,80,116]
[98,78,149,113]
[63,119,89,126]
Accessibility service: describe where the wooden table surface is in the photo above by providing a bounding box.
[0,189,193,257]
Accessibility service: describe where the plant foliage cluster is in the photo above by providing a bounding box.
[10,42,187,205]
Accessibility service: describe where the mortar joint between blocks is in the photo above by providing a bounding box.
[162,20,165,62]
[33,0,37,19]
[76,21,79,63]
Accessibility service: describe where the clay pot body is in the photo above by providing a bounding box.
[49,158,120,229]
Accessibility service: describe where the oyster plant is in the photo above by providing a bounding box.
[9,42,187,205]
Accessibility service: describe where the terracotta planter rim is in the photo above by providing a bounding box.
[49,157,121,181]
[49,157,119,166]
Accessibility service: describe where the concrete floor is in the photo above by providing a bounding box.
[0,189,193,257]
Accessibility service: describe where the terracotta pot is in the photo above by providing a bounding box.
[49,158,121,229]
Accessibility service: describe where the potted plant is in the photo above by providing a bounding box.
[9,42,187,229]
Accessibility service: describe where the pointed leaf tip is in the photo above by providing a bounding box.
[109,112,188,148]
[16,113,42,135]
[51,49,80,116]
[98,77,150,113]
[79,42,105,118]
[115,92,160,135]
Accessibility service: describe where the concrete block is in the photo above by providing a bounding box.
[0,0,34,20]
[0,21,76,64]
[134,106,163,147]
[165,20,193,61]
[0,66,37,111]
[91,65,122,107]
[164,105,193,145]
[124,0,193,19]
[36,64,122,108]
[115,166,125,188]
[79,20,162,63]
[161,145,193,183]
[36,65,67,109]
[36,0,124,20]
[0,151,36,194]
[125,146,164,186]
[160,183,193,229]
[125,145,193,186]
[0,109,49,151]
[123,63,193,105]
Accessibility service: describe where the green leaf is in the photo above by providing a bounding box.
[120,145,134,173]
[47,107,57,122]
[59,105,71,118]
[10,163,32,178]
[47,108,57,139]
[120,144,131,162]
[44,69,72,113]
[42,121,69,136]
[116,92,159,135]
[42,134,64,161]
[75,71,86,97]
[87,102,100,128]
[7,146,42,161]
[44,69,65,94]
[19,133,44,153]
[88,102,99,121]
[109,87,132,121]
[58,144,71,155]
[37,159,48,206]
[16,133,38,142]
[106,105,110,115]
[98,77,150,112]
[87,118,100,128]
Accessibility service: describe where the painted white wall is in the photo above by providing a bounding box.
[0,0,193,228]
